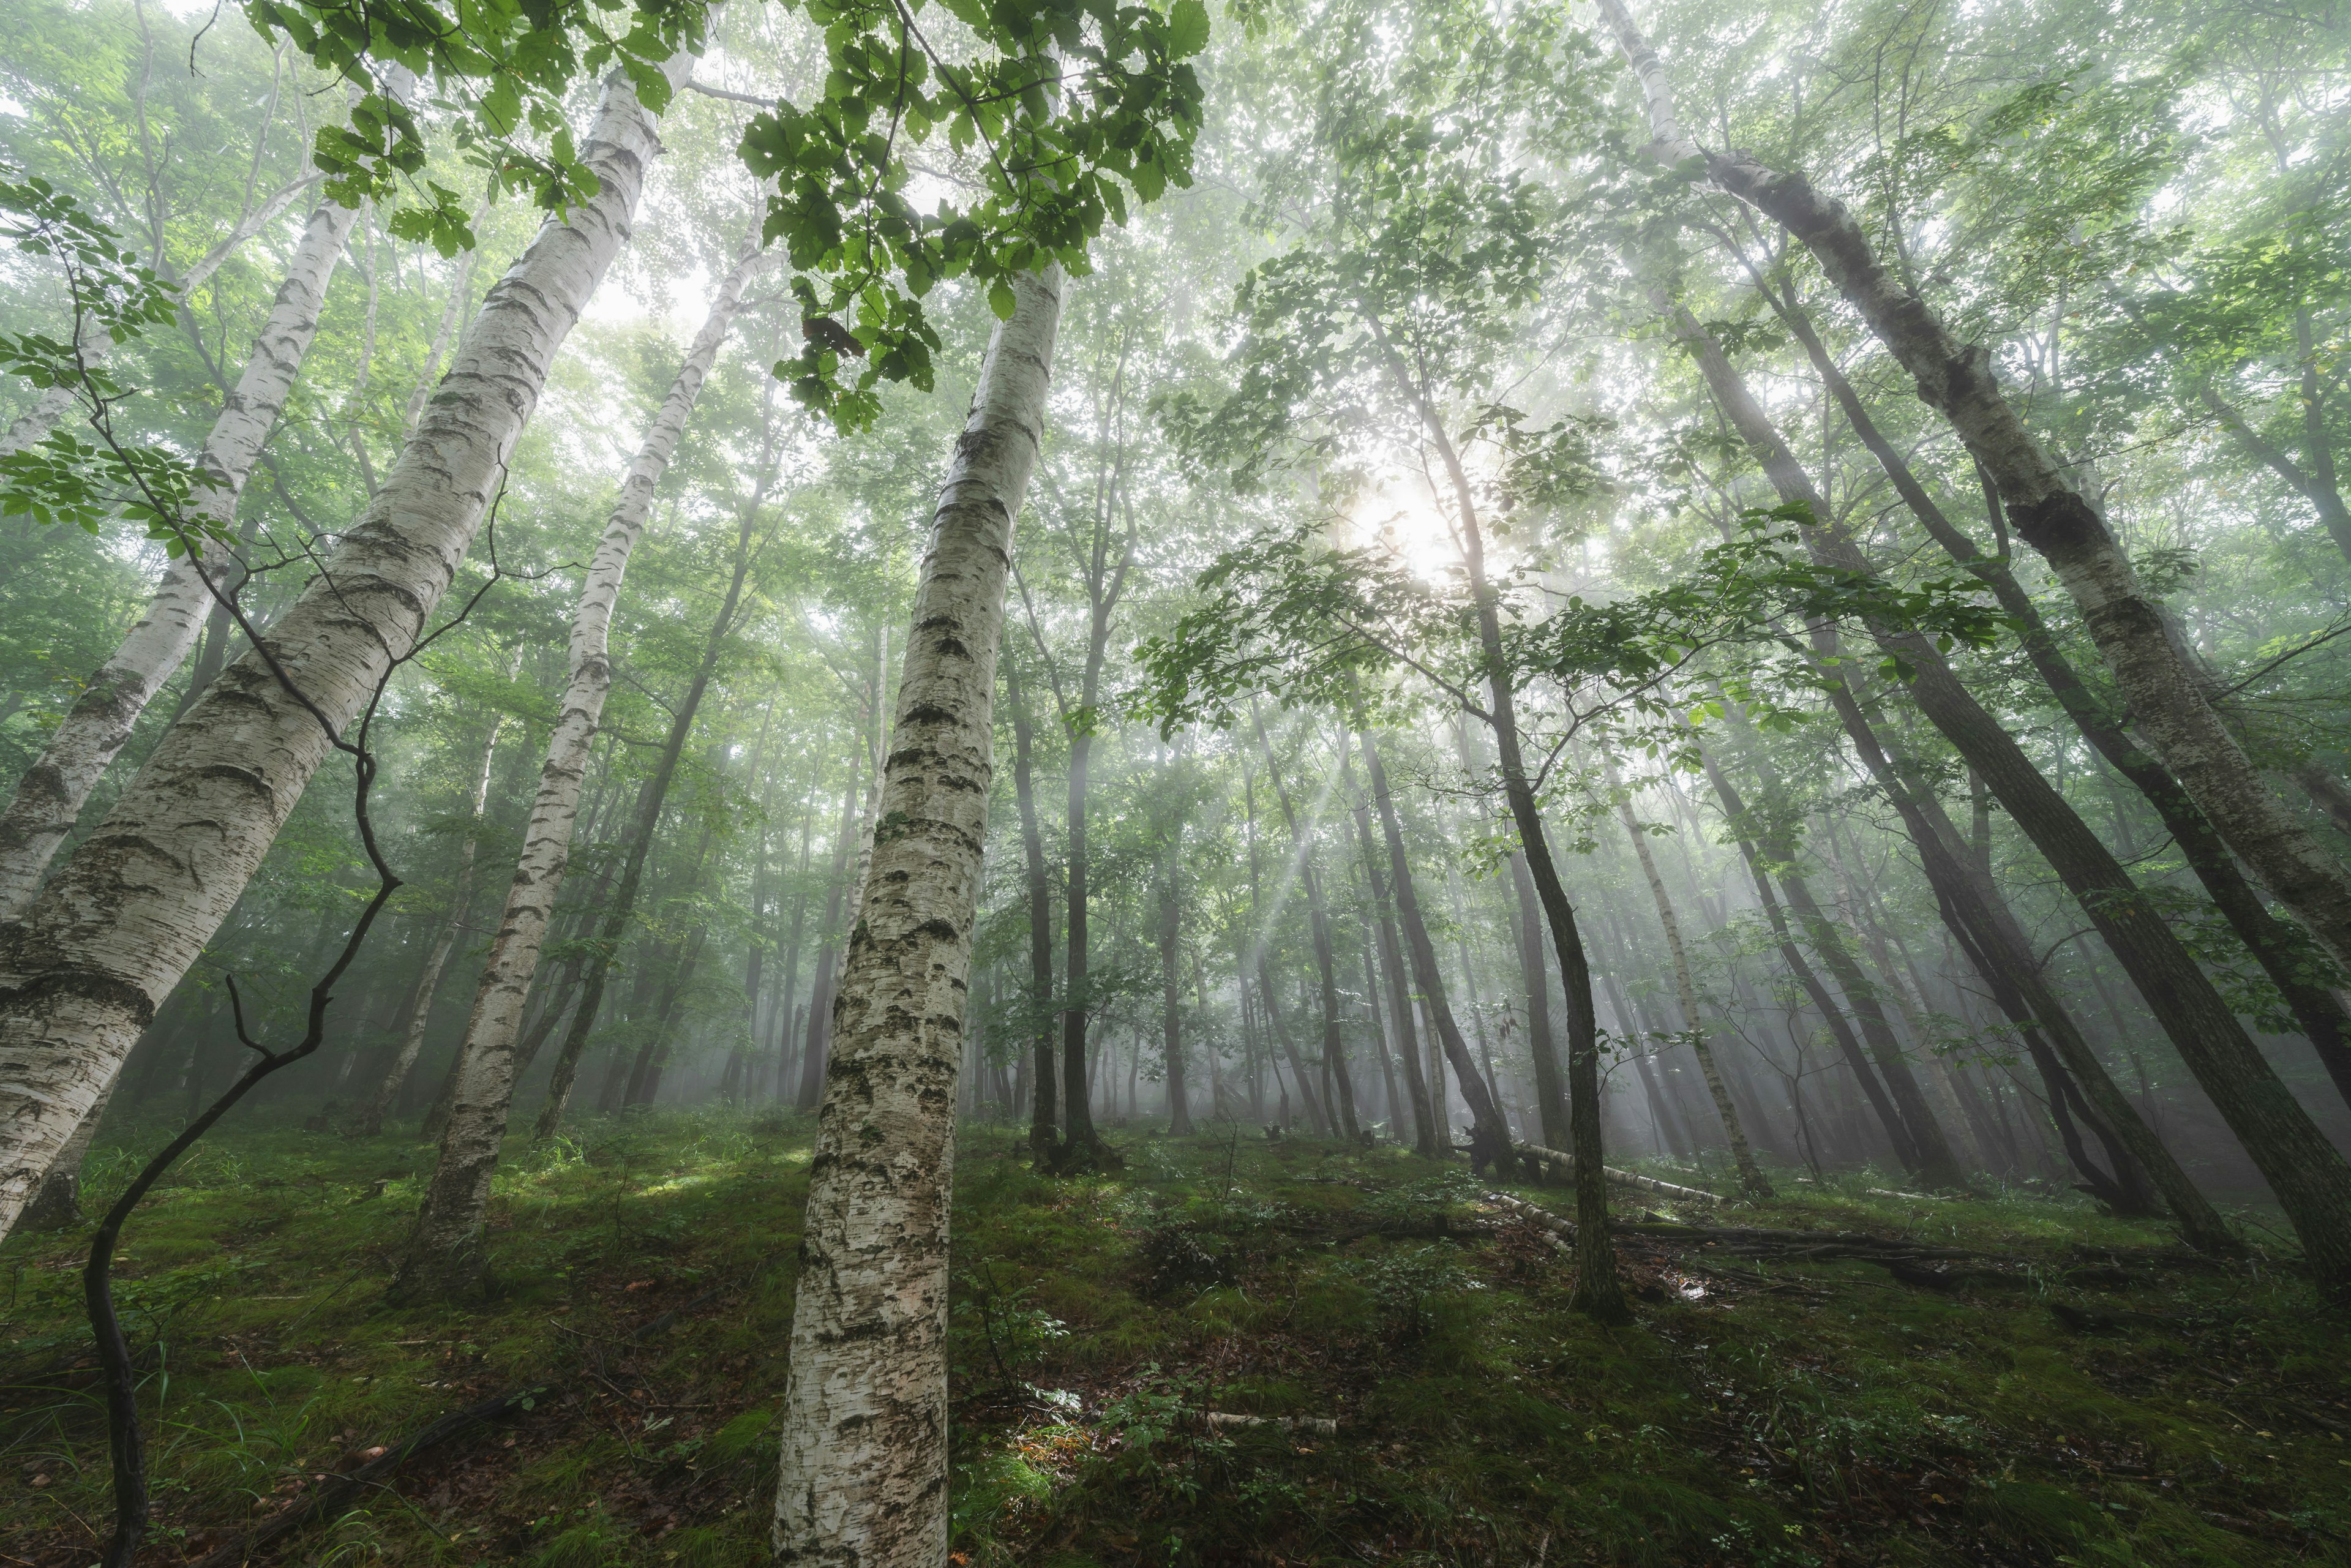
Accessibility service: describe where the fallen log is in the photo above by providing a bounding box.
[1202,1412,1340,1435]
[1510,1143,1722,1204]
[1486,1191,2009,1267]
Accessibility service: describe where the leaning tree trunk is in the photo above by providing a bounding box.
[524,446,771,1153]
[0,58,691,1241]
[353,708,506,1136]
[0,171,321,462]
[1345,738,1438,1155]
[1760,281,2351,1112]
[772,264,1062,1568]
[1359,731,1514,1173]
[1595,0,2351,978]
[382,239,763,1286]
[1676,312,2275,1262]
[0,192,362,920]
[1610,771,1771,1196]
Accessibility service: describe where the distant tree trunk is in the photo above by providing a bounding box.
[1006,664,1058,1156]
[768,779,820,1105]
[1160,842,1191,1135]
[1356,918,1399,1133]
[1598,0,2351,985]
[520,420,772,1154]
[1255,961,1327,1133]
[1677,310,2306,1265]
[1692,741,1927,1166]
[1346,746,1436,1153]
[773,264,1061,1568]
[1057,719,1104,1161]
[800,632,890,1108]
[0,58,692,1242]
[793,753,863,1111]
[1610,771,1771,1196]
[1359,732,1512,1169]
[355,708,506,1136]
[0,191,361,920]
[1252,711,1359,1139]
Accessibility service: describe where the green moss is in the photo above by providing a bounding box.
[6,1120,2345,1568]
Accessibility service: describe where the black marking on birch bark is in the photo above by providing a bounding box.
[180,763,279,801]
[0,969,159,1027]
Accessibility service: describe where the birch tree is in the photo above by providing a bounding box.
[0,55,693,1240]
[0,189,365,918]
[773,263,1062,1568]
[383,240,765,1295]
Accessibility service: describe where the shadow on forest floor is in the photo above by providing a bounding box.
[1,1112,2345,1566]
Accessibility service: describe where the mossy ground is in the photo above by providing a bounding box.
[2,1113,2346,1566]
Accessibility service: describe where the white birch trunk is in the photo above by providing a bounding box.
[774,265,1063,1568]
[0,192,362,921]
[0,57,691,1242]
[386,238,768,1296]
[0,171,322,462]
[1592,0,2351,977]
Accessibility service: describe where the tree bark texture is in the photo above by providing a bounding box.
[0,59,687,1241]
[773,264,1062,1568]
[0,192,361,920]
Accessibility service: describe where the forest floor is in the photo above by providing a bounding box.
[1,1112,2347,1568]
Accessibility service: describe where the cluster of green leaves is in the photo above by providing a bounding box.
[1134,505,2011,741]
[0,170,228,551]
[247,0,717,255]
[746,0,1209,429]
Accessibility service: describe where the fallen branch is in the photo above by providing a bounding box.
[1202,1412,1340,1435]
[1510,1144,1722,1204]
[188,1287,721,1568]
[1865,1188,1949,1203]
[1487,1192,2007,1267]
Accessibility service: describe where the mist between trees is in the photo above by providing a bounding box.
[2,0,2349,1563]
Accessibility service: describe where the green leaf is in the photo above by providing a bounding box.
[988,280,1018,321]
[1166,0,1210,59]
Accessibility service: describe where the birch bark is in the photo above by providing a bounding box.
[1592,0,2351,975]
[773,264,1062,1568]
[0,192,362,920]
[0,56,691,1242]
[0,172,321,462]
[381,240,764,1292]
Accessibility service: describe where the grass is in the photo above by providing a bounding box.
[1,1111,2346,1566]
